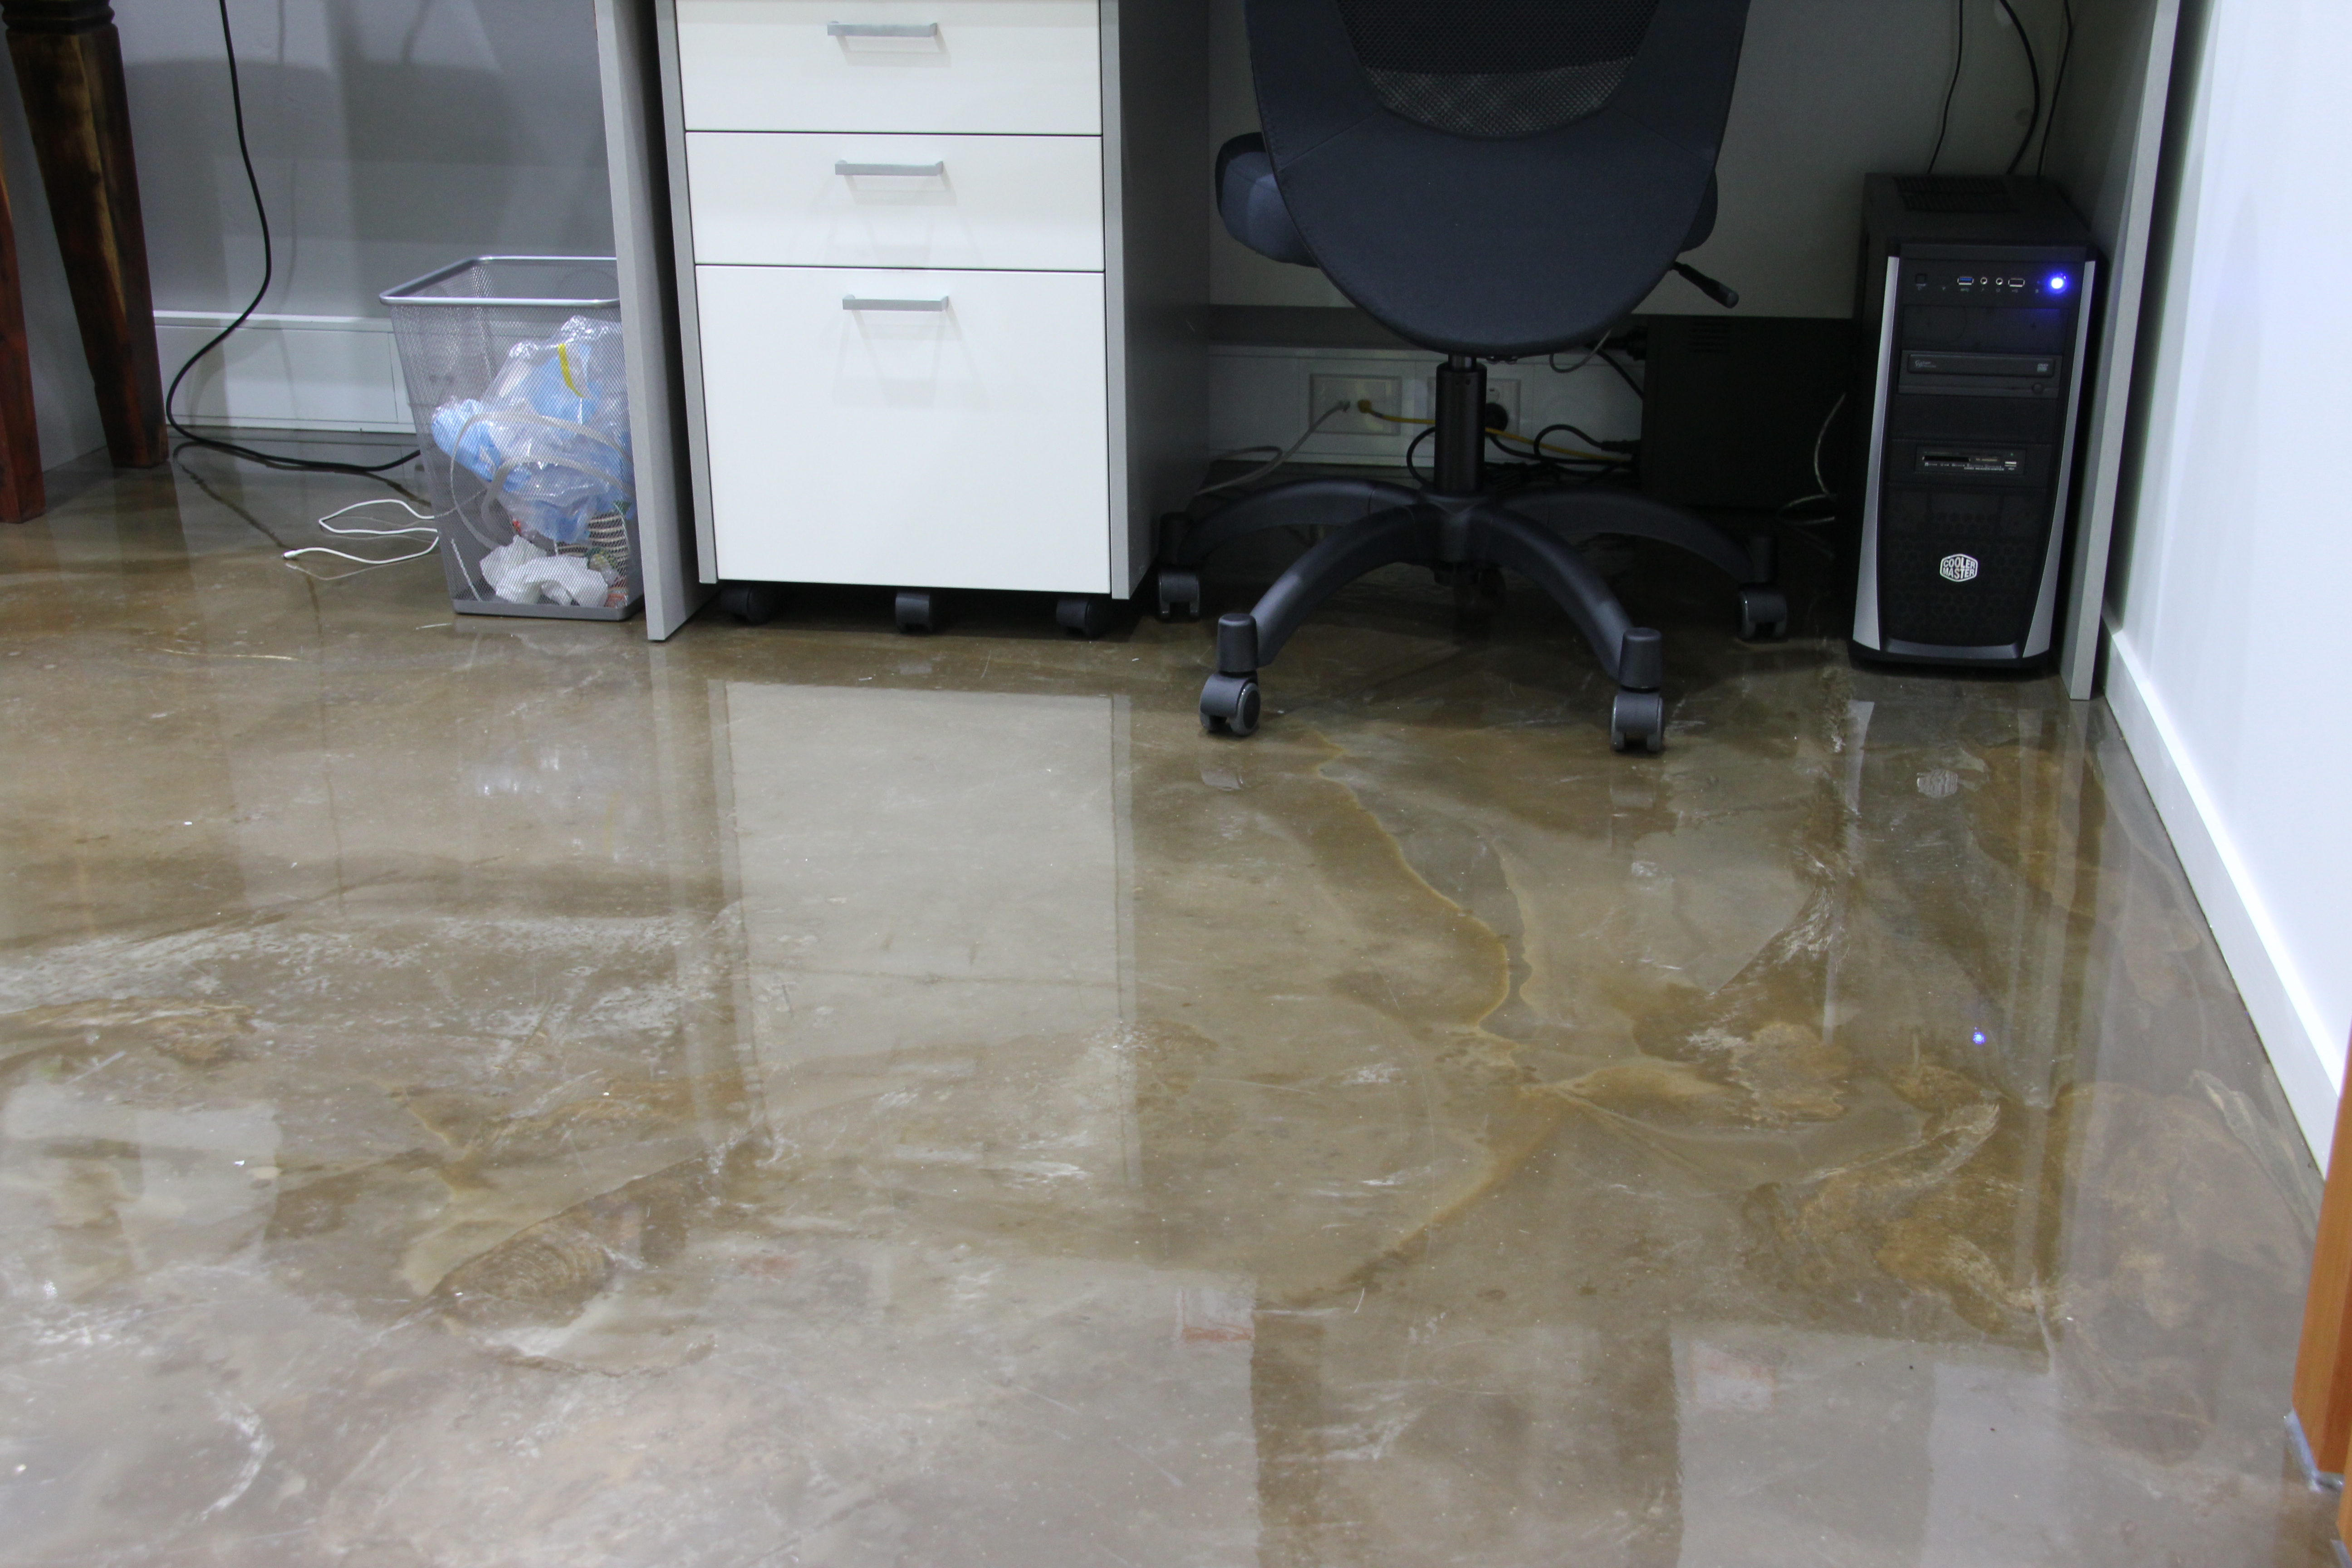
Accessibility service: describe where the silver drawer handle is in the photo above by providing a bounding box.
[827,21,939,37]
[843,295,949,311]
[835,160,945,178]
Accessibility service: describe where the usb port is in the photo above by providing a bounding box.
[1919,449,2021,475]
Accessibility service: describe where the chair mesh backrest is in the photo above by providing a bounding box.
[1332,0,1663,138]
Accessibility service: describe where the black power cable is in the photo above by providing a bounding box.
[1527,427,1626,486]
[1597,347,1644,402]
[1526,421,1617,454]
[1994,0,2043,175]
[166,0,418,477]
[1404,426,1435,487]
[2036,0,2076,176]
[1927,0,1965,172]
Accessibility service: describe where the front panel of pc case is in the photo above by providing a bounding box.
[1849,176,2097,667]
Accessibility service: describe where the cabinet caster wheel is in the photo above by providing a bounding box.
[1200,671,1261,737]
[1156,568,1201,622]
[1057,594,1114,639]
[1609,689,1665,755]
[895,590,940,634]
[1738,585,1789,642]
[720,582,783,625]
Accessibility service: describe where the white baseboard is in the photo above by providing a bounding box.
[1207,344,1641,467]
[154,328,1646,460]
[2103,621,2343,1165]
[154,311,413,434]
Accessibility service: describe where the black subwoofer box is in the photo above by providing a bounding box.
[1638,314,1853,513]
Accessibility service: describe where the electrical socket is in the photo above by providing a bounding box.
[1307,374,1405,437]
[1485,377,1521,432]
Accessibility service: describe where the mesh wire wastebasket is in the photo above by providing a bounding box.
[382,256,640,620]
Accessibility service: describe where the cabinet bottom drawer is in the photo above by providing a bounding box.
[696,265,1111,593]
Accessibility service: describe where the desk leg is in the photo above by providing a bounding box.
[2,0,162,469]
[2293,1036,2352,1492]
[0,137,42,520]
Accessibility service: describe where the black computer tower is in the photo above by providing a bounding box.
[1847,175,2095,667]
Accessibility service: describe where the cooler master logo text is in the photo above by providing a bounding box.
[1939,553,1980,583]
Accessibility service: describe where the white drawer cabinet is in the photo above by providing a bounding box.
[675,0,1102,135]
[686,132,1104,271]
[659,0,1205,605]
[696,265,1110,589]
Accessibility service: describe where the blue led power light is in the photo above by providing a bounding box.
[2047,273,2070,293]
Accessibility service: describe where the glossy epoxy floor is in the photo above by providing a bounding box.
[0,451,2338,1568]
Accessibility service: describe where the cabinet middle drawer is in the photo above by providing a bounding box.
[687,132,1105,272]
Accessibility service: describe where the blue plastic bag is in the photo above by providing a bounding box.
[431,316,634,545]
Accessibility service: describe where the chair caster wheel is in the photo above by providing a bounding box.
[1057,594,1114,638]
[1449,564,1506,612]
[720,582,783,625]
[895,590,940,634]
[1610,689,1664,754]
[1200,671,1261,737]
[1738,585,1789,641]
[1156,568,1201,621]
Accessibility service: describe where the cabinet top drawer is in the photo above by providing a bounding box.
[676,1,1102,136]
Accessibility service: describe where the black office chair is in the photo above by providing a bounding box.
[1161,0,1782,752]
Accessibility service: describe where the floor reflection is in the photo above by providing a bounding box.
[726,681,1131,1057]
[0,454,2336,1565]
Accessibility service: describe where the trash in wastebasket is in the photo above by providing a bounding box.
[478,538,611,606]
[383,256,638,620]
[431,315,633,547]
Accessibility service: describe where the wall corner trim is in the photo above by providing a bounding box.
[2104,619,2344,1166]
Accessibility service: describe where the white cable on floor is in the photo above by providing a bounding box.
[1777,392,1851,522]
[1546,328,1612,377]
[1195,400,1351,498]
[281,497,443,578]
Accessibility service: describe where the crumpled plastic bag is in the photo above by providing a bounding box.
[432,315,633,545]
[503,555,612,607]
[478,538,542,594]
[479,538,612,607]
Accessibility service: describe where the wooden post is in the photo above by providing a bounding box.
[2343,1456,2352,1562]
[2293,1037,2352,1489]
[1,0,162,469]
[0,128,44,519]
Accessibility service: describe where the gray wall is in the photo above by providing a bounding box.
[1212,0,2086,317]
[5,0,2136,466]
[9,0,617,469]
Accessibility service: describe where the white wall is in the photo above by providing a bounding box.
[2104,0,2352,1161]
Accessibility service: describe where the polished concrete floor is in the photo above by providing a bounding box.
[0,449,2338,1567]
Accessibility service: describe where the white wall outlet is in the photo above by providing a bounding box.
[1484,377,1521,433]
[1209,344,1640,470]
[1307,373,1406,438]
